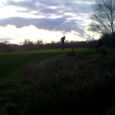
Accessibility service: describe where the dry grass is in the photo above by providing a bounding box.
[0,51,115,115]
[16,53,115,115]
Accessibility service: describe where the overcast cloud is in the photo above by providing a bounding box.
[0,0,95,43]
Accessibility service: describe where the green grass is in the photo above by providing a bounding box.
[0,48,96,78]
[0,49,63,78]
[0,48,115,115]
[0,47,98,55]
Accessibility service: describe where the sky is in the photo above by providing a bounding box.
[0,0,96,44]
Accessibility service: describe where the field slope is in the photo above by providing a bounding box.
[0,48,115,115]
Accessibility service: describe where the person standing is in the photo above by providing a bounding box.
[61,36,65,50]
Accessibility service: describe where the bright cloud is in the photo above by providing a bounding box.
[0,25,85,44]
[0,0,95,44]
[0,0,7,6]
[12,0,26,2]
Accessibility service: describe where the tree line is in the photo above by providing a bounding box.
[0,40,100,52]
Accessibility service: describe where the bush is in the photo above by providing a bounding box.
[100,32,115,48]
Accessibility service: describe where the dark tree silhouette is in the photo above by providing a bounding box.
[89,0,115,34]
[23,39,33,45]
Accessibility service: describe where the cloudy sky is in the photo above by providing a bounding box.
[0,0,96,44]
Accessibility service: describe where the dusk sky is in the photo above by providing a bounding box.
[0,0,96,44]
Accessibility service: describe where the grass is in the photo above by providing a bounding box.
[0,49,63,78]
[0,48,96,78]
[0,48,115,115]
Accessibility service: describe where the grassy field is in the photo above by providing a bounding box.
[0,48,96,78]
[0,48,115,115]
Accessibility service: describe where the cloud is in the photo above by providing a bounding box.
[0,17,85,35]
[0,25,85,44]
[0,0,94,33]
[7,0,94,16]
[0,0,95,43]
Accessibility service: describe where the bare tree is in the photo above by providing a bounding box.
[23,39,33,45]
[89,0,115,34]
